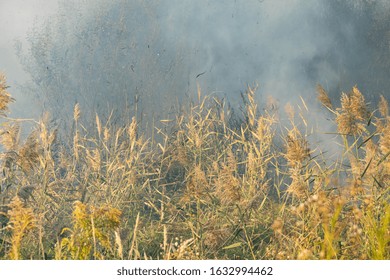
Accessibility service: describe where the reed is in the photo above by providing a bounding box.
[0,72,388,259]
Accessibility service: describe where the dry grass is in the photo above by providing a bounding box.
[0,73,14,115]
[317,84,333,110]
[0,73,388,259]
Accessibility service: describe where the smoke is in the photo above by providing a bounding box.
[0,0,58,119]
[5,0,390,133]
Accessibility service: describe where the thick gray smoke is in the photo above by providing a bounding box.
[9,0,390,130]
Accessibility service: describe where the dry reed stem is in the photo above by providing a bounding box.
[317,84,333,109]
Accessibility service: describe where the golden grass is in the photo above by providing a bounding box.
[0,73,14,115]
[317,84,333,110]
[0,73,388,259]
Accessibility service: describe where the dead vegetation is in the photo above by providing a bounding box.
[0,73,388,259]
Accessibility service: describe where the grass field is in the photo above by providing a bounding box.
[0,73,388,260]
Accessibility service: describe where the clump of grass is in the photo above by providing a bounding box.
[56,201,121,260]
[0,70,388,260]
[3,196,36,260]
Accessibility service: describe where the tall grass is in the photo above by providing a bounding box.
[0,73,388,259]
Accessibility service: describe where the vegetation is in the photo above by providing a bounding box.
[0,73,388,259]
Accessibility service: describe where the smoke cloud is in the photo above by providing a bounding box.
[1,0,389,130]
